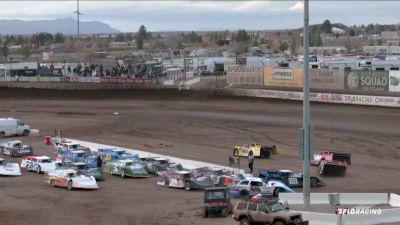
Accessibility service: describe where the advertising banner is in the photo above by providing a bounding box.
[61,76,70,82]
[264,67,303,88]
[389,70,400,92]
[227,65,263,86]
[70,77,79,82]
[345,70,389,93]
[310,69,345,90]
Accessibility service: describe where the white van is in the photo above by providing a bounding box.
[0,118,30,138]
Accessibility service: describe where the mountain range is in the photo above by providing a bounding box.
[0,18,120,35]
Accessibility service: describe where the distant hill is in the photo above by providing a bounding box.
[0,18,120,35]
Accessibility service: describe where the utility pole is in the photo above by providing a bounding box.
[302,0,311,210]
[74,0,82,65]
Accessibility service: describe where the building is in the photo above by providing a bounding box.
[381,31,400,46]
[109,42,130,49]
[363,46,400,55]
[332,27,346,35]
[309,46,347,55]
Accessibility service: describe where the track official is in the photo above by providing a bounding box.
[248,151,255,173]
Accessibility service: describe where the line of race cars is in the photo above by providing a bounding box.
[0,137,351,224]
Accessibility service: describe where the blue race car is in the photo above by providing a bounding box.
[98,148,139,161]
[258,168,324,188]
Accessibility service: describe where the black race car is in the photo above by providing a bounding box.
[258,169,324,187]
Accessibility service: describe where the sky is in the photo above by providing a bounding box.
[0,1,399,32]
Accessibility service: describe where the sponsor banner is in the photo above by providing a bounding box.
[78,77,92,83]
[61,76,70,82]
[264,67,303,88]
[310,69,345,90]
[91,77,101,83]
[231,89,400,107]
[345,70,389,93]
[227,65,263,86]
[389,70,400,92]
[69,77,79,82]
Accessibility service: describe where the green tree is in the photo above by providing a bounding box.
[1,43,9,59]
[349,29,356,36]
[54,33,65,43]
[279,41,289,52]
[136,37,143,49]
[136,25,149,49]
[235,29,250,43]
[115,33,125,42]
[16,35,24,45]
[321,19,332,33]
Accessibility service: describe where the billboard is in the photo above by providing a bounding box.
[264,67,303,88]
[310,69,345,90]
[227,65,263,86]
[389,70,400,92]
[345,70,389,93]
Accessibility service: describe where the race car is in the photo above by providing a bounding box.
[311,151,351,166]
[0,158,22,176]
[141,156,185,176]
[229,178,291,198]
[21,156,56,174]
[98,148,139,161]
[44,169,98,190]
[157,170,215,191]
[232,144,277,159]
[258,169,324,187]
[62,162,105,181]
[56,142,84,151]
[103,159,149,178]
[57,149,97,167]
[0,140,33,157]
[318,160,347,177]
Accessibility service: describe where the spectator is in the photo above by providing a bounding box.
[248,150,255,173]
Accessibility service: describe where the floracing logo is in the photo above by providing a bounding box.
[336,207,382,215]
[347,72,359,89]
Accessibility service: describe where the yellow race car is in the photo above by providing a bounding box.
[232,144,277,159]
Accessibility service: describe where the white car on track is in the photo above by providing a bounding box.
[0,158,22,176]
[44,169,98,190]
[21,156,56,174]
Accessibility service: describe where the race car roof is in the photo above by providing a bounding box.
[72,162,87,166]
[35,156,51,160]
[176,171,191,174]
[112,149,125,152]
[71,150,86,154]
[7,140,23,144]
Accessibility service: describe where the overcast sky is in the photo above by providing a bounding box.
[0,1,399,32]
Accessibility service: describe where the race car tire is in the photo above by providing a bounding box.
[202,208,208,218]
[240,189,249,197]
[310,177,318,187]
[260,148,271,159]
[221,208,228,217]
[22,130,30,136]
[185,182,191,191]
[273,221,285,225]
[50,180,56,187]
[67,180,73,190]
[233,149,239,156]
[0,132,5,139]
[36,166,41,174]
[121,171,125,178]
[273,188,280,197]
[240,218,250,225]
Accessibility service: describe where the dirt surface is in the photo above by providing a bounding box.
[1,88,400,225]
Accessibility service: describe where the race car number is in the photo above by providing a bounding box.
[288,178,298,185]
[250,187,262,193]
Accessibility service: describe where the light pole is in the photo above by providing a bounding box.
[302,0,311,210]
[74,0,82,65]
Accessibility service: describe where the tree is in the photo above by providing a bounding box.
[136,37,143,49]
[349,29,356,36]
[235,29,250,43]
[115,33,125,42]
[345,36,352,52]
[290,35,298,54]
[1,43,9,59]
[16,35,24,45]
[136,25,149,49]
[279,41,289,52]
[321,19,332,33]
[20,45,32,60]
[54,33,65,43]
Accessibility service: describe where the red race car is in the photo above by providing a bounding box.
[311,151,351,166]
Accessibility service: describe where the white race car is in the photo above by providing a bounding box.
[0,158,22,176]
[21,156,56,174]
[44,169,98,190]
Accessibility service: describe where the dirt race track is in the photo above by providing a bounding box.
[0,88,400,225]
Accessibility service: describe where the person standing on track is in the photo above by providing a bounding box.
[248,150,255,173]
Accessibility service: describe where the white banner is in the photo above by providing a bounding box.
[389,70,400,92]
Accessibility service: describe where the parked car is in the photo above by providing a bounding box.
[232,200,304,225]
[44,169,98,190]
[157,171,215,191]
[203,187,232,217]
[0,157,22,176]
[21,156,56,174]
[0,140,33,157]
[258,169,325,187]
[103,159,149,178]
[0,118,30,138]
[233,144,277,159]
